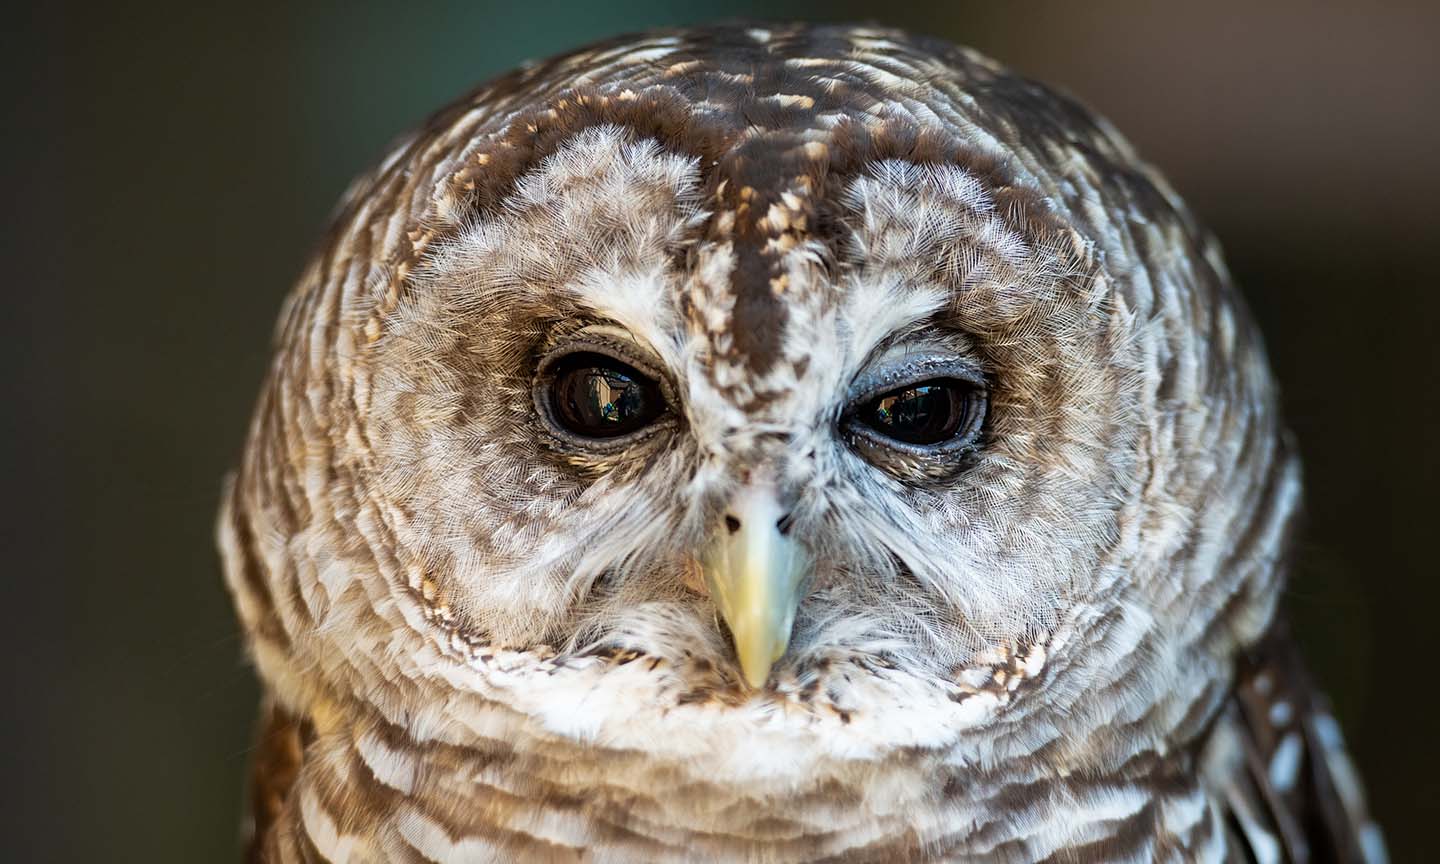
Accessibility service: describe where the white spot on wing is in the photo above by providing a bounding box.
[1268,732,1301,792]
[1361,824,1390,864]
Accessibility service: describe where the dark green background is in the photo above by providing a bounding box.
[8,2,1436,860]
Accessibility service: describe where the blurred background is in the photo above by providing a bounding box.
[7,1,1436,860]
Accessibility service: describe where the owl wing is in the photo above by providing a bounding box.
[1213,621,1387,864]
[242,701,310,863]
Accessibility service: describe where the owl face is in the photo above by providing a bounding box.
[228,26,1292,775]
[376,123,1125,696]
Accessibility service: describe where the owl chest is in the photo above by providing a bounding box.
[272,731,1222,863]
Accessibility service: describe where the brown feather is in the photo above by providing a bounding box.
[1224,621,1383,862]
[243,701,310,863]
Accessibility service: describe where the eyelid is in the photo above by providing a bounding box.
[567,324,669,368]
[846,355,986,410]
[537,334,675,403]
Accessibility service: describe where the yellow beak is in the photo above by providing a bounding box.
[700,484,810,688]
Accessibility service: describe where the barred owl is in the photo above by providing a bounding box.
[220,23,1385,862]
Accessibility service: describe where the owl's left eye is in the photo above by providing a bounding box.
[854,379,983,446]
[543,352,667,440]
[856,380,979,445]
[842,363,988,470]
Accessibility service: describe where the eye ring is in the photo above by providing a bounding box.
[842,360,988,460]
[533,339,675,449]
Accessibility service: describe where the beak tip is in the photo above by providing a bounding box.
[735,640,782,689]
[740,665,771,689]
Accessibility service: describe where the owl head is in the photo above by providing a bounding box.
[223,24,1296,774]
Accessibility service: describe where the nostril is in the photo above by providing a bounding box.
[724,515,742,534]
[775,512,795,536]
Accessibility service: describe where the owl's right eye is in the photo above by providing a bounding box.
[545,352,667,440]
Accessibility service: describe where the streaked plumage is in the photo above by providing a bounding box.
[220,23,1384,862]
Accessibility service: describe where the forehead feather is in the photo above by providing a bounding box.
[392,25,1138,368]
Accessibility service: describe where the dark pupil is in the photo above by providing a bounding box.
[864,381,969,445]
[552,354,662,438]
